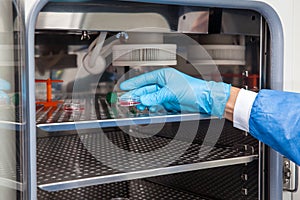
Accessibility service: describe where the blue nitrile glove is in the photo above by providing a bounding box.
[120,68,231,118]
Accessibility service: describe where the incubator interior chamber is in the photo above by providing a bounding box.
[32,1,270,199]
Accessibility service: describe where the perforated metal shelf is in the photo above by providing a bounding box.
[148,161,259,200]
[37,131,257,192]
[36,97,213,132]
[38,179,209,200]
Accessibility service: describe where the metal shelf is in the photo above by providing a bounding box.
[36,97,214,132]
[148,161,259,200]
[37,131,257,192]
[0,121,24,131]
[38,179,209,200]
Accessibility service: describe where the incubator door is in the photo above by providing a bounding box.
[0,0,26,199]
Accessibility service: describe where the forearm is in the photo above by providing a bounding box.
[224,87,240,121]
[224,87,300,165]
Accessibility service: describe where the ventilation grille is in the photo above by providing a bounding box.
[112,44,177,66]
[188,45,245,65]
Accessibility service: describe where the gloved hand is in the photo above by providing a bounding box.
[120,68,231,118]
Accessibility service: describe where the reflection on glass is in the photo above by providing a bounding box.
[0,0,24,199]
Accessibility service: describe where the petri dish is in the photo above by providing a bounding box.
[118,96,141,107]
[63,102,84,112]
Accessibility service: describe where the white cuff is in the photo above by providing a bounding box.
[233,89,257,132]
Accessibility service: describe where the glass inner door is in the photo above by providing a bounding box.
[0,0,25,199]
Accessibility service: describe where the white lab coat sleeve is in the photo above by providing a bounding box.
[233,89,258,132]
[248,89,300,165]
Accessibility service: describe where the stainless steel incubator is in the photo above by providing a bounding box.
[1,0,296,199]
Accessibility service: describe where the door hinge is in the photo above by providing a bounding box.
[283,157,298,192]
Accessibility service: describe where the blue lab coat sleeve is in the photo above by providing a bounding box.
[249,89,300,165]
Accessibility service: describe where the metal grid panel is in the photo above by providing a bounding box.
[35,96,154,124]
[36,97,258,152]
[37,130,256,188]
[37,179,209,200]
[36,97,212,132]
[147,120,258,152]
[148,161,259,200]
